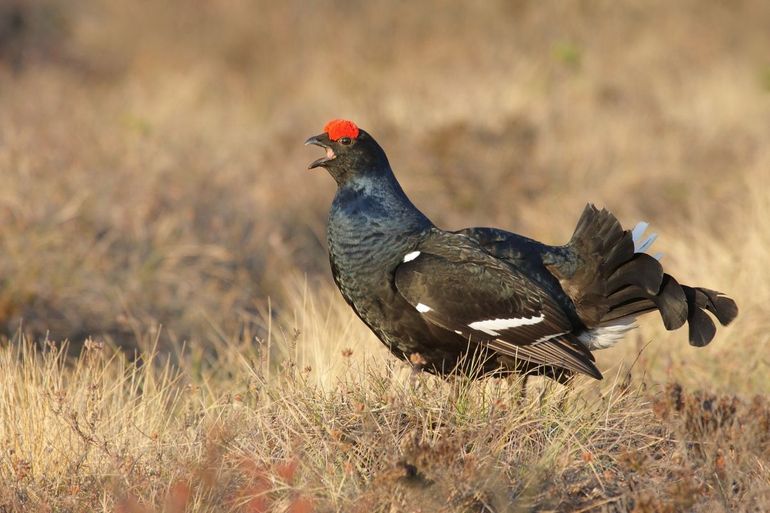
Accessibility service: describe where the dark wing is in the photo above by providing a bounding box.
[394,233,601,379]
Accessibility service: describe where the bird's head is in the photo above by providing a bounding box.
[305,119,390,185]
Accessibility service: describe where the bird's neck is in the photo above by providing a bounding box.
[331,169,433,236]
[327,168,433,288]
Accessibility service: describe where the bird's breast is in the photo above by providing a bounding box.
[327,208,421,317]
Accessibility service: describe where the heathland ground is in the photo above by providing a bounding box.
[1,1,769,511]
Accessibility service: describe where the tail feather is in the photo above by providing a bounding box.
[545,205,635,325]
[599,299,656,324]
[653,274,688,330]
[682,286,738,346]
[607,253,663,295]
[608,284,650,305]
[547,204,737,347]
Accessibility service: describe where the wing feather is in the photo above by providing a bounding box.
[394,233,601,379]
[487,336,602,379]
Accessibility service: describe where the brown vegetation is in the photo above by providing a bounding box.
[1,0,769,511]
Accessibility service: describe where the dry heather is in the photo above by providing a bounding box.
[1,0,769,511]
[2,301,770,512]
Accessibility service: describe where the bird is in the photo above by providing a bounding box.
[305,119,738,382]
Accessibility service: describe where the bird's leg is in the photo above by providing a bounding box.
[518,374,529,405]
[408,352,427,392]
[446,374,462,411]
[556,374,575,412]
[507,373,529,407]
[538,378,553,409]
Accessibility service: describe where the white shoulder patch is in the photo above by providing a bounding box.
[468,314,545,336]
[403,251,421,263]
[415,303,432,313]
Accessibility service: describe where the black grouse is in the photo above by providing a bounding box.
[306,119,738,382]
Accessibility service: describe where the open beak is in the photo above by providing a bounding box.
[304,133,336,169]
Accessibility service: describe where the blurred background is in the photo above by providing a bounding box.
[1,0,768,388]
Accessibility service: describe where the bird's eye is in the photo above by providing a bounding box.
[339,137,352,145]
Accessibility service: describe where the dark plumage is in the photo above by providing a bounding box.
[306,119,738,381]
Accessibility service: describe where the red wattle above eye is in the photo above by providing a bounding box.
[324,119,359,141]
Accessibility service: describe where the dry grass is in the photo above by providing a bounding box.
[1,0,769,510]
[2,304,770,512]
